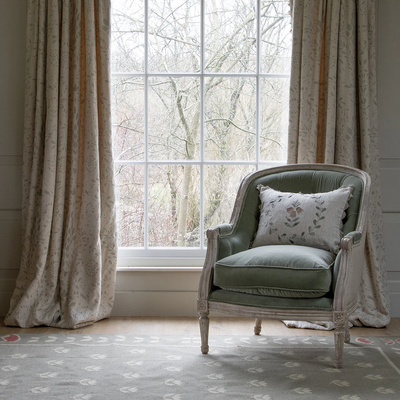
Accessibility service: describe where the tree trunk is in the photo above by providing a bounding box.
[177,104,199,246]
[177,164,193,246]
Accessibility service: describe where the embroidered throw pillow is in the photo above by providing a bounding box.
[252,185,354,253]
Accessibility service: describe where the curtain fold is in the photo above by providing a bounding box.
[286,0,390,328]
[5,0,117,329]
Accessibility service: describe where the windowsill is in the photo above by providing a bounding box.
[117,266,203,272]
[117,257,205,271]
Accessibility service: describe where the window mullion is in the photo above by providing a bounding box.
[112,72,289,78]
[144,0,149,250]
[256,0,261,171]
[200,0,205,249]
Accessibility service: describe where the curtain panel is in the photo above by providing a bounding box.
[286,0,390,328]
[5,0,117,329]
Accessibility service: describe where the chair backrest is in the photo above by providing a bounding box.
[230,164,368,249]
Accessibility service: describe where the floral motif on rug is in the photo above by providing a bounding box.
[1,335,400,399]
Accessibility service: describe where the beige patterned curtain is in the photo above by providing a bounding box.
[5,0,117,329]
[286,0,390,328]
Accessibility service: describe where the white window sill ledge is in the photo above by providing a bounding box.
[117,257,205,271]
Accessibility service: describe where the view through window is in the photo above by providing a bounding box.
[111,0,292,258]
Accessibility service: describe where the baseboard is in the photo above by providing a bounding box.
[0,292,12,316]
[389,293,400,318]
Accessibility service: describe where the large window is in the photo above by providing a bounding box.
[111,0,292,262]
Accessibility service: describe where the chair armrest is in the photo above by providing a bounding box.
[334,231,365,311]
[214,223,255,261]
[340,231,362,250]
[216,223,234,235]
[334,231,363,288]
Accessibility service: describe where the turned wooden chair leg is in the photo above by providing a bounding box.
[334,327,345,369]
[345,322,350,344]
[254,318,262,335]
[199,312,210,354]
[334,313,346,369]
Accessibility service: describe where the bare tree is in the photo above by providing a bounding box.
[111,0,291,247]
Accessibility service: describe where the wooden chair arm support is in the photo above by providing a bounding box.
[340,231,362,250]
[334,232,366,312]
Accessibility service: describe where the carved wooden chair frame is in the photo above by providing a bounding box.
[197,163,371,368]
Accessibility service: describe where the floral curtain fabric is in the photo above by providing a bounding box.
[5,0,117,329]
[286,0,390,328]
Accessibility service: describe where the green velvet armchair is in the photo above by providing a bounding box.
[197,164,371,368]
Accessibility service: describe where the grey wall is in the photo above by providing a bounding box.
[0,0,399,318]
[378,0,400,316]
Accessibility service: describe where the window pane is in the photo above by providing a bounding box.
[115,165,145,247]
[260,0,292,74]
[149,77,200,160]
[205,0,256,73]
[112,77,145,161]
[149,165,200,247]
[111,1,291,252]
[260,77,290,161]
[204,164,255,244]
[148,0,201,73]
[112,0,144,73]
[205,77,256,160]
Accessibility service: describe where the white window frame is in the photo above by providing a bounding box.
[112,0,290,268]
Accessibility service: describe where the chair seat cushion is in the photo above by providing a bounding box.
[214,245,336,298]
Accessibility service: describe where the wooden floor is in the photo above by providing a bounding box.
[1,316,400,337]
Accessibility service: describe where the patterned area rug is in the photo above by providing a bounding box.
[1,334,400,399]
